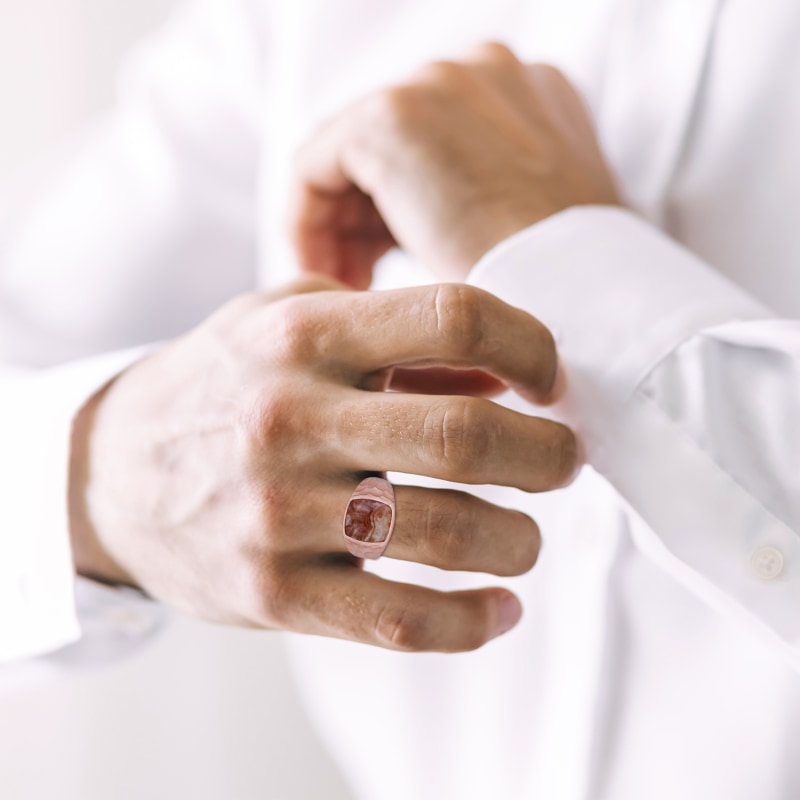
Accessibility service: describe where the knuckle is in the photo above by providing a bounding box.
[241,387,300,453]
[427,398,492,476]
[374,604,428,652]
[529,62,568,88]
[473,40,517,65]
[439,519,474,567]
[271,296,326,365]
[432,499,477,565]
[414,59,468,88]
[429,284,487,358]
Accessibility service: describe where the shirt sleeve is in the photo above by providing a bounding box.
[0,349,155,662]
[469,205,800,669]
[0,0,264,667]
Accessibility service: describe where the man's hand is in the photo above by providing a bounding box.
[289,42,620,288]
[69,279,577,653]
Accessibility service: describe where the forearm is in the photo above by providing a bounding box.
[69,380,137,588]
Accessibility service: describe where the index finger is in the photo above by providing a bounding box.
[280,283,558,403]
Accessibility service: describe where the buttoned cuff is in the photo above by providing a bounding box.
[469,206,800,665]
[468,206,769,457]
[0,346,156,662]
[617,391,800,668]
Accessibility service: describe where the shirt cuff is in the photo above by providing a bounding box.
[470,206,800,664]
[0,346,154,662]
[468,206,770,458]
[619,391,800,667]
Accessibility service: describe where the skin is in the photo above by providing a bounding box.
[70,278,576,653]
[289,42,620,286]
[70,42,619,654]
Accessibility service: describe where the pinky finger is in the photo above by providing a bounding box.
[274,560,523,653]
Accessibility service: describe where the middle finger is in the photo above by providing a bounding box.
[329,389,578,492]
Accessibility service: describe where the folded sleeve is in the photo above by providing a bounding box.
[469,206,800,667]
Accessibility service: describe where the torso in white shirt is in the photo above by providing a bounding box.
[252,1,800,798]
[5,0,800,797]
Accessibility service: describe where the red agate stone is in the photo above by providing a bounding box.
[343,477,396,559]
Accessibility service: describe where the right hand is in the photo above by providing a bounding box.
[69,278,577,653]
[289,43,620,288]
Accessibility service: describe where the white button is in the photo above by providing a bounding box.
[750,546,785,581]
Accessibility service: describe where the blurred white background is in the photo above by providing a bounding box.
[0,0,175,183]
[0,2,352,798]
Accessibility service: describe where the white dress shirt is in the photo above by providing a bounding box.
[2,0,800,797]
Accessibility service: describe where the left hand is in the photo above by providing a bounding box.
[289,41,621,288]
[70,278,575,652]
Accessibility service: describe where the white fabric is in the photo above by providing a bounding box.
[0,348,156,661]
[3,0,800,797]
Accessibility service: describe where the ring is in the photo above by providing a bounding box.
[343,476,396,559]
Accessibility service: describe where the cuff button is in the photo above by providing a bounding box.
[750,546,785,581]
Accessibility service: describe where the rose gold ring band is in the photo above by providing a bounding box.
[342,476,397,559]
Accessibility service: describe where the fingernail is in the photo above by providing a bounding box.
[494,593,523,638]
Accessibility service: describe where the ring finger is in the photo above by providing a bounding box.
[290,482,541,577]
[386,484,541,576]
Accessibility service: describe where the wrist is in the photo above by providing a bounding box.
[462,196,622,278]
[68,383,137,588]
